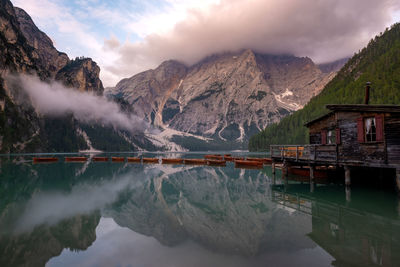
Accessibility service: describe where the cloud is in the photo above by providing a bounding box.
[104,0,400,82]
[7,74,149,133]
[12,0,400,87]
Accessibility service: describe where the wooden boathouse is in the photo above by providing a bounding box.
[270,87,400,191]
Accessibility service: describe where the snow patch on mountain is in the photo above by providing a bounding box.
[273,89,303,111]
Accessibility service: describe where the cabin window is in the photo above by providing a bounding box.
[327,130,336,144]
[364,117,376,142]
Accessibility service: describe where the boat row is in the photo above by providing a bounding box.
[32,155,273,169]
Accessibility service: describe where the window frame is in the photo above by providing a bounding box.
[364,117,377,142]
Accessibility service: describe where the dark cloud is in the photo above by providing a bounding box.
[104,0,400,81]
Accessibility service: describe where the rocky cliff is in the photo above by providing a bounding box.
[109,50,345,149]
[0,0,113,153]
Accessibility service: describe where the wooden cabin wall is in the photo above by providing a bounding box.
[337,111,385,165]
[385,113,400,165]
[308,114,335,144]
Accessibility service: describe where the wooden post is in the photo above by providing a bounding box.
[345,185,351,203]
[396,168,400,193]
[282,161,289,186]
[310,165,315,193]
[344,166,351,186]
[272,162,276,185]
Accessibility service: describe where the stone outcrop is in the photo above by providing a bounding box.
[56,57,104,95]
[14,7,69,76]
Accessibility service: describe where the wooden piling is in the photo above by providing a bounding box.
[345,186,351,203]
[396,168,400,193]
[344,166,351,186]
[310,165,315,193]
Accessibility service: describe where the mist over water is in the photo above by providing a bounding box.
[6,74,150,133]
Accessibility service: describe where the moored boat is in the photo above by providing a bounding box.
[111,157,125,162]
[246,157,272,164]
[142,157,159,164]
[33,157,58,163]
[204,154,223,160]
[224,155,233,161]
[234,160,263,169]
[127,157,141,163]
[162,158,183,164]
[65,157,87,162]
[183,159,207,165]
[207,159,226,166]
[92,157,108,162]
[288,166,329,179]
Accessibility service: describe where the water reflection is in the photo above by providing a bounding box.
[0,156,399,266]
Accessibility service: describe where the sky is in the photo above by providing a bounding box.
[11,0,400,87]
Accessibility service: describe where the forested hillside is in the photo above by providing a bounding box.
[249,23,400,151]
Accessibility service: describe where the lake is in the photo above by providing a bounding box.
[1,153,399,267]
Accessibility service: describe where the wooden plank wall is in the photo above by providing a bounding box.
[337,111,386,165]
[385,113,400,165]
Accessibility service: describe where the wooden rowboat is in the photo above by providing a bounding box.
[111,157,125,162]
[162,158,183,164]
[65,157,87,162]
[235,160,263,169]
[142,157,159,164]
[33,157,58,163]
[127,157,141,163]
[224,155,233,161]
[204,154,223,160]
[232,157,245,161]
[235,160,263,168]
[288,167,328,179]
[246,157,272,164]
[92,157,108,162]
[183,159,207,165]
[207,159,226,166]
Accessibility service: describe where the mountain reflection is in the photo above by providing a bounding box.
[1,157,400,266]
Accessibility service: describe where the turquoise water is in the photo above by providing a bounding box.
[0,153,399,267]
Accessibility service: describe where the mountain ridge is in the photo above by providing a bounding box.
[107,49,346,149]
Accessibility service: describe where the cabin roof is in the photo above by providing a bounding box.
[304,112,334,127]
[304,104,400,127]
[326,104,400,113]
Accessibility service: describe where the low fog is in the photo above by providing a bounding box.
[8,74,149,133]
[103,0,400,82]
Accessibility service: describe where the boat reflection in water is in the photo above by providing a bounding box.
[0,155,399,267]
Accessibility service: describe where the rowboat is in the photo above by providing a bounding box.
[246,157,272,164]
[207,159,226,166]
[65,157,87,162]
[162,158,183,164]
[204,154,223,160]
[142,157,159,164]
[127,157,141,163]
[33,157,58,163]
[224,155,233,161]
[232,157,245,161]
[288,167,328,178]
[111,157,125,162]
[234,160,263,169]
[92,157,108,162]
[183,159,207,165]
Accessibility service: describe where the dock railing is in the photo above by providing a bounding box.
[270,144,337,162]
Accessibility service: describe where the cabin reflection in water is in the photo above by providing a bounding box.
[271,186,400,267]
